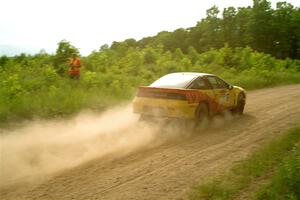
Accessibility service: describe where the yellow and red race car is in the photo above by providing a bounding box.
[133,72,246,121]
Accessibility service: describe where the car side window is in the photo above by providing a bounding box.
[207,76,228,89]
[189,77,210,89]
[206,76,219,89]
[216,77,229,89]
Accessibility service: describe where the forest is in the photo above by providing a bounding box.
[0,0,299,123]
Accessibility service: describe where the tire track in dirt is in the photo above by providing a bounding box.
[1,84,300,200]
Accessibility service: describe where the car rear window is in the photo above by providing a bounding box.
[150,73,197,88]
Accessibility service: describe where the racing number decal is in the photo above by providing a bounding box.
[219,94,227,104]
[218,90,230,105]
[221,92,230,104]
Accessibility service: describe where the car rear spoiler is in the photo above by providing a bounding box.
[138,86,187,93]
[137,86,187,100]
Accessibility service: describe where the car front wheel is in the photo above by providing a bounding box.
[233,93,245,115]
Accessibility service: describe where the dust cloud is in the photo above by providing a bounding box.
[0,104,163,186]
[0,104,235,187]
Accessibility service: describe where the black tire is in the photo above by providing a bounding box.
[195,102,209,122]
[233,93,245,115]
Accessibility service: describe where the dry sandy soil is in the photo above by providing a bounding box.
[0,84,300,200]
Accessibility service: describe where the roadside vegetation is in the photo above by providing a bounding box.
[189,125,300,200]
[0,0,300,123]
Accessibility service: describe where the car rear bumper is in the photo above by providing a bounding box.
[133,97,197,119]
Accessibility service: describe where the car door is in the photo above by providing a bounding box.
[188,77,215,100]
[205,76,234,109]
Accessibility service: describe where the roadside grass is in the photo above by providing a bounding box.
[255,143,300,200]
[228,71,300,91]
[189,125,300,200]
[0,74,136,125]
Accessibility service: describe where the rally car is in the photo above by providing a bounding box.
[133,72,246,121]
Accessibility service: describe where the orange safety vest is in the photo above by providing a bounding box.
[69,57,81,75]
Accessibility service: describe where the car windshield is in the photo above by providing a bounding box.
[150,73,197,88]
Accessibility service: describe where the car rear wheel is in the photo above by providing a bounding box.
[195,102,209,122]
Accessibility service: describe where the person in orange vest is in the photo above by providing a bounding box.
[69,53,81,79]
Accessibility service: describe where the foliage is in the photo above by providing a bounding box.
[1,42,300,123]
[137,0,300,59]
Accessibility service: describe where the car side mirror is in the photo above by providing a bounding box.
[228,85,233,90]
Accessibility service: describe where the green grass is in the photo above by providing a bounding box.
[255,144,300,200]
[189,125,300,200]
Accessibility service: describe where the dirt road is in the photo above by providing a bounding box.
[1,84,300,200]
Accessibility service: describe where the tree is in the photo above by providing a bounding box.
[74,0,300,60]
[222,7,237,46]
[289,6,300,59]
[271,2,294,58]
[248,0,273,53]
[235,7,252,47]
[0,55,9,67]
[53,40,79,75]
[99,44,109,51]
[197,6,222,52]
